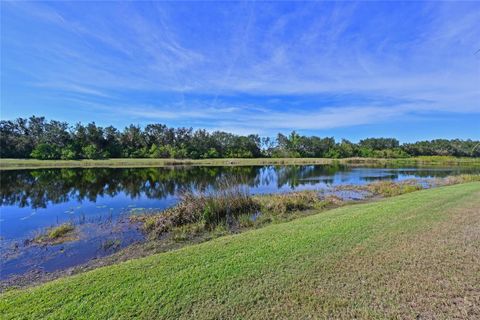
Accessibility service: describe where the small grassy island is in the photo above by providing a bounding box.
[32,223,77,245]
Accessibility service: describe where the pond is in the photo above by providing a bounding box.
[1,164,479,280]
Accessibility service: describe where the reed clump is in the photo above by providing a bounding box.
[34,223,76,244]
[133,180,259,239]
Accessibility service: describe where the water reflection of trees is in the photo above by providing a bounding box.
[274,164,348,189]
[0,165,349,209]
[0,167,261,208]
[3,165,473,209]
[385,168,478,177]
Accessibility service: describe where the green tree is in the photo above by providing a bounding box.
[30,143,61,160]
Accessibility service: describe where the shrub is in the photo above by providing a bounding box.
[30,143,61,160]
[60,146,79,160]
[82,144,103,159]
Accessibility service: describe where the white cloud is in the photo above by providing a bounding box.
[2,1,479,132]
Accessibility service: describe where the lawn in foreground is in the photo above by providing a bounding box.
[1,183,479,319]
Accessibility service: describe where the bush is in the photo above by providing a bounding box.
[61,145,79,160]
[82,144,104,159]
[30,143,61,160]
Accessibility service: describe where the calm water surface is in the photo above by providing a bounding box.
[1,165,478,279]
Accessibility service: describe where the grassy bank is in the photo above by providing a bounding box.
[1,156,479,170]
[133,174,479,242]
[2,182,479,319]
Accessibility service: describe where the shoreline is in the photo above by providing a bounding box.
[2,182,479,318]
[1,156,479,170]
[2,175,478,291]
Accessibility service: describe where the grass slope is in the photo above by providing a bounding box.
[1,156,479,170]
[2,183,479,319]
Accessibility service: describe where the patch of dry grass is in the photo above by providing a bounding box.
[365,180,423,197]
[255,191,322,213]
[431,173,480,186]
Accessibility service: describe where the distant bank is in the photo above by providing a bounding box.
[1,156,479,170]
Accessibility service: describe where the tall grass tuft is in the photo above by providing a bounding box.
[33,223,76,244]
[135,178,259,238]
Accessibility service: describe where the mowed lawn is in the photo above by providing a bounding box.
[2,183,479,319]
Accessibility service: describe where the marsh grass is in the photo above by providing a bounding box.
[366,181,423,197]
[132,179,259,239]
[33,223,76,244]
[432,173,480,186]
[135,188,343,241]
[255,191,321,213]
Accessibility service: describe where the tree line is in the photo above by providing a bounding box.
[1,116,478,159]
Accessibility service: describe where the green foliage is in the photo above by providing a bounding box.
[60,145,79,160]
[82,144,104,159]
[203,147,219,159]
[359,137,400,150]
[1,117,479,160]
[366,181,423,197]
[149,144,174,158]
[30,143,61,160]
[47,223,75,239]
[324,148,341,159]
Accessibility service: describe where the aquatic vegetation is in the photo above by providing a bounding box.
[134,188,344,240]
[135,174,480,242]
[255,191,324,213]
[431,173,480,186]
[365,181,423,197]
[100,239,121,251]
[133,182,259,238]
[33,223,76,244]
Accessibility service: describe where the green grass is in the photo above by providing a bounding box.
[1,156,479,170]
[2,183,479,319]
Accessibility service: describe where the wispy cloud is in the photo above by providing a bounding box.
[2,1,479,138]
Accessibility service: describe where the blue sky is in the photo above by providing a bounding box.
[1,1,479,142]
